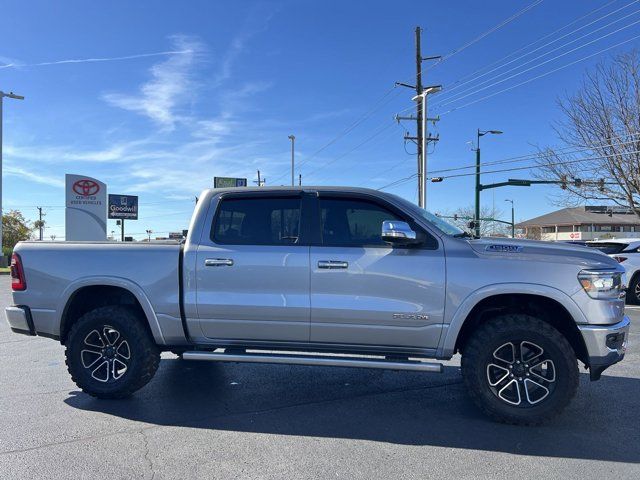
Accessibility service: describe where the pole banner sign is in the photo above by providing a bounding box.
[65,174,107,241]
[108,194,139,220]
[214,177,247,188]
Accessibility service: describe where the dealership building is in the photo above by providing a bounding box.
[516,206,640,241]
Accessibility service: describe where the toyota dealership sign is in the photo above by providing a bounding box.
[65,174,107,241]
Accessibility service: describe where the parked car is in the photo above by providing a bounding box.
[6,187,629,425]
[586,238,640,304]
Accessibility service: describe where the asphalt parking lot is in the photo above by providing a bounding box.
[0,277,639,479]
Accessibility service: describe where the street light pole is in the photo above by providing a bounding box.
[505,199,515,238]
[474,129,502,237]
[0,91,24,254]
[288,135,295,186]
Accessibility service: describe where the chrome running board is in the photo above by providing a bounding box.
[182,350,443,373]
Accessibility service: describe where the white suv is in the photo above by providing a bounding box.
[587,238,640,304]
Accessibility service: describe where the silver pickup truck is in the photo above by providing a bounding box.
[6,186,630,424]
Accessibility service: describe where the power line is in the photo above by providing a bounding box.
[304,121,397,180]
[377,173,418,191]
[439,32,640,116]
[378,140,640,191]
[435,0,545,64]
[436,16,640,109]
[312,124,402,183]
[437,0,632,100]
[433,148,640,180]
[278,2,531,188]
[269,85,403,184]
[435,6,640,107]
[426,133,640,175]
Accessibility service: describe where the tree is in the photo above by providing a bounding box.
[33,218,46,241]
[523,226,542,240]
[535,50,640,216]
[437,205,510,237]
[3,210,33,250]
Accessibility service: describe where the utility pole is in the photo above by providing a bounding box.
[0,91,24,251]
[415,26,424,206]
[36,207,44,241]
[288,135,295,186]
[254,169,265,187]
[395,28,440,209]
[146,229,152,242]
[298,174,302,186]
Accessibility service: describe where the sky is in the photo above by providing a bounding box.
[1,0,640,240]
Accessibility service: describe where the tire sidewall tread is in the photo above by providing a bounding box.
[65,305,160,399]
[461,314,579,426]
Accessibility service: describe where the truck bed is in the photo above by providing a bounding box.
[12,241,183,341]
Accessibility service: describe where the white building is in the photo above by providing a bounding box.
[517,206,640,241]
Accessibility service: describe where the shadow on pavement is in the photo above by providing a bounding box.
[65,359,640,463]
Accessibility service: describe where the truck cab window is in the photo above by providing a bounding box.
[320,198,402,247]
[213,197,301,245]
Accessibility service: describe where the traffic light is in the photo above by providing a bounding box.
[598,178,605,192]
[574,178,582,187]
[453,214,458,221]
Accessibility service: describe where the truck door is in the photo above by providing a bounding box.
[309,194,446,349]
[195,192,310,342]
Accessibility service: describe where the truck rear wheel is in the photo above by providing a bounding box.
[461,314,578,425]
[65,306,160,399]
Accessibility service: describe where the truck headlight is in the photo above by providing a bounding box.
[578,270,623,299]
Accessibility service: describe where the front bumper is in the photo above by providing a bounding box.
[5,306,36,336]
[578,316,630,381]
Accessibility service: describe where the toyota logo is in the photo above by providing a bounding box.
[72,179,100,196]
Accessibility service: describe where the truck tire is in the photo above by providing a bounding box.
[65,306,160,399]
[461,314,578,425]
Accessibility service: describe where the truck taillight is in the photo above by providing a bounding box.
[10,253,26,291]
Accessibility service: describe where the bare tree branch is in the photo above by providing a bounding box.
[535,50,640,217]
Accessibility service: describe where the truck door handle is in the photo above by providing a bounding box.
[318,260,348,269]
[205,258,234,267]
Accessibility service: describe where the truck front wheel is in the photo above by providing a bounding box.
[65,306,160,399]
[461,314,579,425]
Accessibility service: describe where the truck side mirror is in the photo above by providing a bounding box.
[381,220,420,245]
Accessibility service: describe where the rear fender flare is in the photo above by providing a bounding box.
[57,276,165,345]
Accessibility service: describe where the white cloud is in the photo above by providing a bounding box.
[102,35,204,129]
[4,165,65,187]
[0,50,193,70]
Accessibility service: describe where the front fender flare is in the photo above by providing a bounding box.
[57,276,166,345]
[437,283,586,358]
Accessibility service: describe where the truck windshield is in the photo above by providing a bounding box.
[392,196,465,236]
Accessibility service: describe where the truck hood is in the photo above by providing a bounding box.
[467,237,622,270]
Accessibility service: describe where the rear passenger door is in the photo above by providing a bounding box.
[195,192,311,342]
[309,194,446,350]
